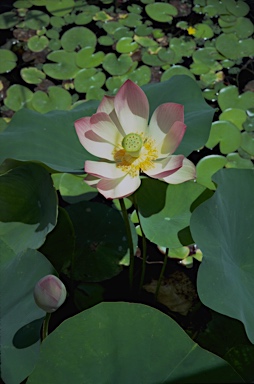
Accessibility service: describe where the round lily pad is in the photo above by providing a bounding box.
[134,35,158,48]
[226,153,253,169]
[170,37,196,58]
[27,35,49,52]
[25,10,50,29]
[226,0,249,16]
[105,75,129,92]
[113,27,133,40]
[102,53,133,75]
[75,11,93,25]
[129,65,151,86]
[76,47,104,68]
[240,132,254,156]
[0,50,17,74]
[0,12,19,29]
[216,33,254,59]
[4,84,34,111]
[219,108,247,131]
[196,155,227,190]
[205,120,242,154]
[119,13,142,27]
[86,87,106,101]
[218,85,254,111]
[13,0,32,7]
[98,35,114,46]
[102,21,122,34]
[61,27,96,52]
[193,23,214,39]
[116,37,139,53]
[46,0,75,17]
[46,29,59,39]
[145,3,178,22]
[21,67,46,84]
[32,86,72,113]
[43,51,79,80]
[48,39,62,50]
[161,65,195,82]
[74,69,106,93]
[50,16,65,28]
[142,51,164,67]
[134,25,153,36]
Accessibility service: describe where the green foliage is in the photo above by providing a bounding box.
[0,49,17,74]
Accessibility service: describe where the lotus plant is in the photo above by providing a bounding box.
[75,80,196,199]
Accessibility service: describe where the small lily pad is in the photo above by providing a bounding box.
[240,132,254,156]
[161,65,195,82]
[142,51,164,67]
[170,37,196,58]
[61,27,96,51]
[129,65,151,86]
[196,155,227,190]
[134,35,158,48]
[75,12,93,25]
[76,47,104,68]
[226,153,254,169]
[134,24,153,36]
[226,0,249,17]
[46,0,75,16]
[0,50,17,74]
[32,86,72,113]
[216,33,254,59]
[205,120,242,154]
[74,69,106,93]
[4,84,34,111]
[50,16,65,28]
[98,35,114,46]
[219,108,247,130]
[102,53,133,75]
[13,0,33,7]
[86,87,106,101]
[46,29,59,39]
[221,17,254,39]
[48,39,62,50]
[116,37,139,53]
[43,51,79,80]
[0,12,19,29]
[145,3,177,22]
[218,85,254,111]
[193,23,214,39]
[27,35,49,52]
[21,67,46,84]
[93,10,113,22]
[158,47,178,64]
[25,10,50,29]
[102,21,122,34]
[119,13,142,27]
[106,75,129,92]
[113,27,133,40]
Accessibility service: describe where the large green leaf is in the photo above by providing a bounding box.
[0,163,57,253]
[0,242,55,384]
[190,169,254,344]
[27,302,243,383]
[0,76,214,172]
[136,178,205,248]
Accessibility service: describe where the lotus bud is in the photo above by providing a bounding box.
[33,275,67,313]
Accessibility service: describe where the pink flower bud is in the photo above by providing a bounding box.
[33,275,67,313]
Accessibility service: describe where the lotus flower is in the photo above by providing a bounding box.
[75,80,196,199]
[33,275,67,313]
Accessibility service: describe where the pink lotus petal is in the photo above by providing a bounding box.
[90,112,123,145]
[145,155,184,178]
[75,118,115,160]
[162,158,196,184]
[85,160,126,179]
[148,103,185,152]
[114,80,149,135]
[97,95,115,114]
[97,174,141,199]
[159,121,186,157]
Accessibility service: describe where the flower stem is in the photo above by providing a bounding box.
[119,198,134,291]
[133,198,147,291]
[155,248,169,301]
[42,312,51,341]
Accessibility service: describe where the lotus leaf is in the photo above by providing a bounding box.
[226,153,254,169]
[32,87,72,113]
[161,65,195,82]
[56,173,97,203]
[102,53,133,75]
[76,47,105,68]
[145,3,177,22]
[102,21,122,34]
[27,35,49,52]
[48,39,61,50]
[170,37,196,58]
[116,37,139,53]
[134,24,153,36]
[190,62,210,75]
[133,35,158,48]
[29,0,48,4]
[43,51,79,80]
[45,0,74,16]
[61,27,96,52]
[142,51,164,66]
[75,11,93,25]
[216,33,254,59]
[127,4,142,13]
[113,27,133,40]
[21,67,46,84]
[4,84,34,111]
[86,87,106,101]
[106,75,129,92]
[129,65,151,86]
[0,118,8,133]
[219,15,237,25]
[206,120,241,154]
[219,108,246,130]
[204,0,227,15]
[0,11,19,29]
[244,111,254,132]
[221,17,254,39]
[202,88,217,101]
[196,155,227,190]
[25,10,50,29]
[13,0,33,7]
[225,0,249,16]
[119,13,142,27]
[46,29,59,39]
[50,15,65,28]
[193,23,214,39]
[0,50,17,74]
[240,132,254,156]
[221,59,235,68]
[74,69,106,93]
[218,85,254,111]
[98,35,114,46]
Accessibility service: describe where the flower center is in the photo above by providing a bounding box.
[122,133,143,157]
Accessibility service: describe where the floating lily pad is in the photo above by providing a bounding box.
[193,23,214,39]
[48,39,62,50]
[75,11,93,25]
[218,85,254,111]
[4,84,34,111]
[46,0,74,16]
[27,35,49,52]
[105,75,129,92]
[219,108,247,130]
[74,69,106,93]
[21,67,46,84]
[61,27,96,52]
[86,87,106,101]
[102,53,133,75]
[0,12,19,29]
[216,33,254,59]
[145,3,177,22]
[170,37,196,58]
[129,65,151,86]
[13,0,33,7]
[142,51,164,67]
[134,35,158,48]
[221,17,254,39]
[56,173,97,203]
[196,155,227,190]
[134,24,153,36]
[25,10,50,29]
[98,35,114,46]
[102,21,122,34]
[116,37,139,53]
[240,132,254,156]
[158,47,178,64]
[119,13,142,27]
[93,10,113,21]
[113,27,133,40]
[50,16,65,28]
[43,51,79,80]
[206,120,242,154]
[226,153,254,169]
[32,87,72,113]
[76,47,104,68]
[46,29,59,39]
[226,0,249,16]
[161,65,195,82]
[0,50,17,74]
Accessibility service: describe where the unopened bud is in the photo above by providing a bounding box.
[33,275,67,313]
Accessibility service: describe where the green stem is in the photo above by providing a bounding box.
[42,312,51,341]
[119,198,134,291]
[155,248,169,301]
[133,199,147,291]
